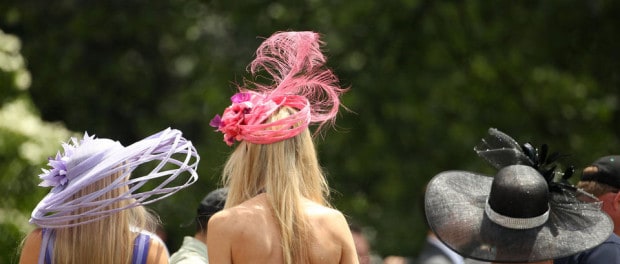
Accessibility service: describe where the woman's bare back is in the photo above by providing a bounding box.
[207,193,359,264]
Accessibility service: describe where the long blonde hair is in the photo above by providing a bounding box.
[51,171,159,264]
[222,107,330,263]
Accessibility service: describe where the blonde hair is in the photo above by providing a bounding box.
[222,107,330,264]
[51,171,159,264]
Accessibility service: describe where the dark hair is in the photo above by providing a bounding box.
[349,223,363,234]
[195,215,210,233]
[195,188,228,233]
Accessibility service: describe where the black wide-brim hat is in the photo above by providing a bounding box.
[425,169,613,263]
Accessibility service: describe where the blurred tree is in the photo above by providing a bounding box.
[1,0,620,261]
[0,28,74,264]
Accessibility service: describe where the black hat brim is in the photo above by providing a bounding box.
[425,170,613,263]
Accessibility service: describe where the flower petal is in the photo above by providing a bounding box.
[209,115,222,128]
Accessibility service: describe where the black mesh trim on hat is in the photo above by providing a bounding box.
[474,128,534,170]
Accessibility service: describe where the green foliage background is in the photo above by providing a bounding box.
[2,0,620,262]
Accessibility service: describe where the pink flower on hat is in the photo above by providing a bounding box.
[210,92,255,146]
[210,92,284,146]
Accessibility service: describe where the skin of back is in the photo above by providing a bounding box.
[207,193,359,264]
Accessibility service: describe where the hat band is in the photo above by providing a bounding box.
[485,200,549,229]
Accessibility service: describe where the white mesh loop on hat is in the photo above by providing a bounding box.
[30,128,200,228]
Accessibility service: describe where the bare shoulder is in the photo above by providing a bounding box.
[209,195,276,246]
[147,235,168,264]
[209,200,270,232]
[304,201,349,228]
[309,204,351,239]
[19,228,43,264]
[303,201,359,264]
[207,196,275,264]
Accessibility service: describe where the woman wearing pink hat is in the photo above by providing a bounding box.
[206,31,358,264]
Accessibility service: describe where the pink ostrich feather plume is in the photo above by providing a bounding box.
[250,31,346,127]
[211,31,347,145]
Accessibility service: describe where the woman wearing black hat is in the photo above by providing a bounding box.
[424,128,614,264]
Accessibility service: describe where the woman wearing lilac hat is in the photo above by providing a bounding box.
[206,31,358,264]
[19,128,199,264]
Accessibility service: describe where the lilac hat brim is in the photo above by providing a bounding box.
[30,127,200,228]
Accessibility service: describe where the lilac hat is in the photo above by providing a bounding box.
[30,127,200,228]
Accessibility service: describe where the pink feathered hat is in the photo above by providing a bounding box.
[210,31,347,146]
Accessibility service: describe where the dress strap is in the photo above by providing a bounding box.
[38,228,154,264]
[131,232,151,264]
[39,229,55,264]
